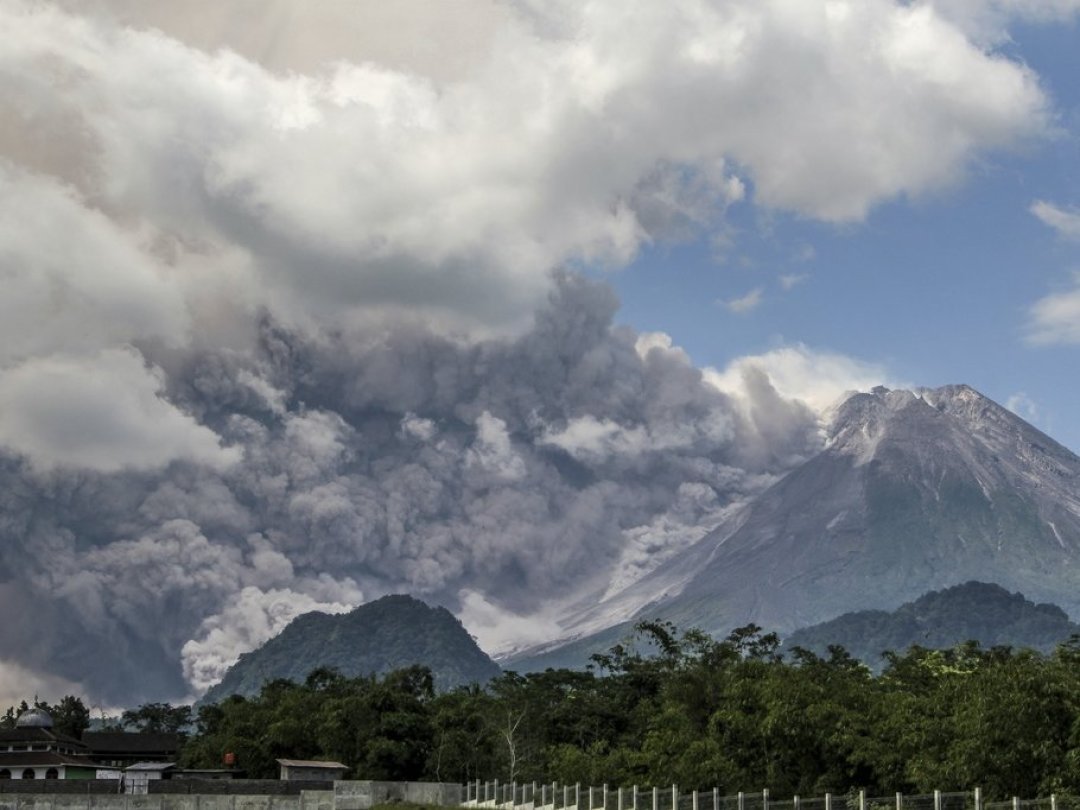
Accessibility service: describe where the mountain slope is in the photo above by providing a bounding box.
[202,595,501,702]
[786,581,1080,667]
[508,385,1080,669]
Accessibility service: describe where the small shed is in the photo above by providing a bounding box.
[276,759,347,782]
[124,762,176,794]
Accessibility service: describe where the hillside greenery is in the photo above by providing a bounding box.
[200,595,501,703]
[13,621,1080,800]
[786,581,1080,668]
[182,623,1080,797]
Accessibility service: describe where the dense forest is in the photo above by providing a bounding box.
[10,623,1080,800]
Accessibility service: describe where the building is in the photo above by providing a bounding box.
[123,762,177,794]
[0,708,98,780]
[82,731,180,769]
[276,760,348,782]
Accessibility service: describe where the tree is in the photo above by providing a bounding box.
[122,702,192,734]
[48,696,91,739]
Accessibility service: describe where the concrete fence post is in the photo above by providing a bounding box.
[653,786,659,810]
[693,790,699,810]
[619,788,624,810]
[737,791,745,810]
[565,785,570,810]
[794,796,800,810]
[634,787,639,810]
[576,784,581,810]
[859,790,866,810]
[896,792,902,810]
[605,785,609,810]
[1052,796,1058,810]
[763,788,770,810]
[1012,798,1020,810]
[825,794,832,810]
[934,790,942,810]
[714,788,719,810]
[974,788,982,810]
[673,786,679,810]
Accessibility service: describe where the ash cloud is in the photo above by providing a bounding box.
[0,275,822,702]
[0,0,1066,703]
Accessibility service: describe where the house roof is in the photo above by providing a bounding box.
[0,728,86,748]
[81,732,180,754]
[125,762,177,772]
[276,759,347,770]
[0,752,99,768]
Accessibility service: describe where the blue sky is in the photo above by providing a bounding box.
[612,16,1080,450]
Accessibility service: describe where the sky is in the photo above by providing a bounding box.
[1,0,1079,709]
[611,14,1080,450]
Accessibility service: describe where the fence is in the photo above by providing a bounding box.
[463,784,1080,810]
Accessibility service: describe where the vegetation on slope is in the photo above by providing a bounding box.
[11,617,1080,801]
[786,581,1080,667]
[180,622,1080,799]
[201,594,501,703]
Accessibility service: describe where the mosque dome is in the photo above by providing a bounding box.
[15,707,53,729]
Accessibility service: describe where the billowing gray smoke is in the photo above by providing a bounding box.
[0,272,821,704]
[0,0,1056,705]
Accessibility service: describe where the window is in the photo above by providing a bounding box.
[45,768,59,780]
[21,769,35,779]
[0,769,10,779]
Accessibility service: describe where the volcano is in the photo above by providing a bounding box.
[508,385,1080,668]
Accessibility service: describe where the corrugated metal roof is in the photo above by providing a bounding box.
[276,759,347,769]
[125,761,177,771]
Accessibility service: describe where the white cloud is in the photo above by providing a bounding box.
[181,581,361,694]
[49,0,509,82]
[401,413,438,442]
[0,348,240,473]
[928,0,1080,44]
[0,164,191,362]
[1027,275,1080,345]
[723,288,765,314]
[1006,391,1040,423]
[0,0,1052,342]
[707,343,896,414]
[465,411,526,481]
[0,659,88,709]
[1031,200,1080,241]
[779,272,810,290]
[457,589,563,657]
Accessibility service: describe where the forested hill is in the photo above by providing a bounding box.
[201,595,500,703]
[785,581,1080,666]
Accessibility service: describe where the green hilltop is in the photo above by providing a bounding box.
[785,580,1080,667]
[201,594,501,704]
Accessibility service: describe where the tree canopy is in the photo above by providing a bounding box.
[12,624,1080,799]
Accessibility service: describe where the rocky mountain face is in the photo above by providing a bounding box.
[507,385,1080,670]
[202,594,501,703]
[786,580,1080,667]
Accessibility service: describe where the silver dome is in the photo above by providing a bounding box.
[15,707,53,729]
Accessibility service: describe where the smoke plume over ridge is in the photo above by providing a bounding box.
[0,0,1059,703]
